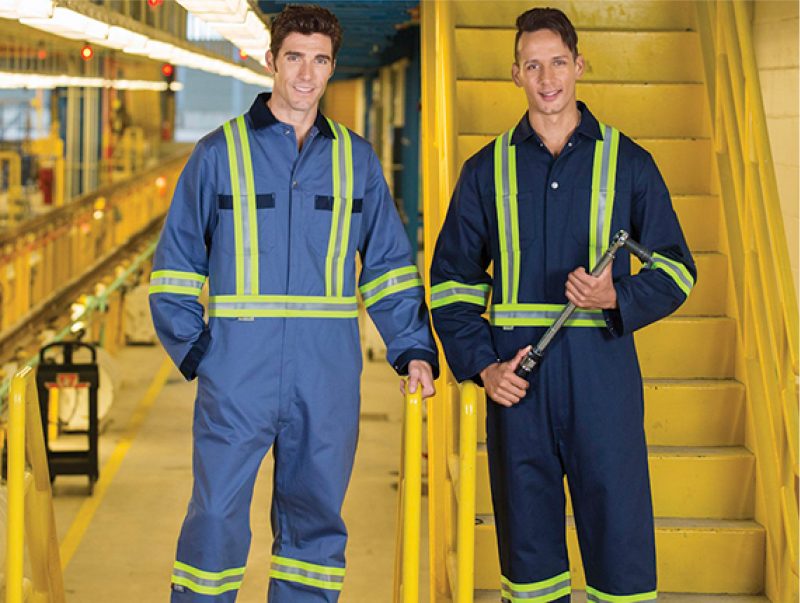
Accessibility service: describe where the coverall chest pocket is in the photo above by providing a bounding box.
[303,193,363,257]
[214,193,277,256]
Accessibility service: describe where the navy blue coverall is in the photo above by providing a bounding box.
[430,103,696,602]
[150,93,438,602]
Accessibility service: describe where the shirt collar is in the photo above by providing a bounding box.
[510,101,603,146]
[247,91,335,139]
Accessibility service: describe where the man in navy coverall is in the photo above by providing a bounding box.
[430,8,696,602]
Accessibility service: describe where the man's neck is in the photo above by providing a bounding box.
[267,95,317,148]
[528,104,581,157]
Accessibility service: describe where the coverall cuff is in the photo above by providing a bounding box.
[393,349,440,380]
[178,328,210,381]
[462,353,502,388]
[603,308,624,337]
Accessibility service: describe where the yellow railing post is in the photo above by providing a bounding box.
[393,383,423,603]
[5,366,66,603]
[456,383,478,603]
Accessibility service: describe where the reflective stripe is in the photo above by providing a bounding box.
[223,115,259,297]
[501,571,571,602]
[490,303,605,327]
[650,252,694,296]
[360,266,422,308]
[209,295,358,318]
[325,118,354,298]
[494,127,520,305]
[589,122,620,269]
[586,585,658,603]
[171,561,245,596]
[149,270,205,296]
[269,555,344,591]
[430,281,491,309]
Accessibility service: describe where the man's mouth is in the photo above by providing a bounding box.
[539,90,561,101]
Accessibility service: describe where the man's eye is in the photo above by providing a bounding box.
[527,64,539,71]
[315,57,329,65]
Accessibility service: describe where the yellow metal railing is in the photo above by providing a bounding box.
[5,366,66,603]
[393,384,424,603]
[696,2,799,601]
[421,1,461,601]
[452,383,478,603]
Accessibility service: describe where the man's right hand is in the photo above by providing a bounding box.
[479,346,531,407]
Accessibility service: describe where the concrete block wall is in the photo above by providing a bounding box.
[753,0,799,291]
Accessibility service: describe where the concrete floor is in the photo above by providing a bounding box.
[50,342,429,602]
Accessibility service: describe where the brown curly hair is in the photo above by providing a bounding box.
[514,7,579,61]
[270,4,343,60]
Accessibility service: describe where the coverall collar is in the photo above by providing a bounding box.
[247,91,335,139]
[510,101,603,146]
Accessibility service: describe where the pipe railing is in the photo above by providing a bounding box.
[5,365,66,603]
[696,2,799,601]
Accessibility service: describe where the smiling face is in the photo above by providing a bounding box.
[512,28,584,120]
[266,32,335,118]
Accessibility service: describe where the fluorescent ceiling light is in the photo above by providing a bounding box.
[178,0,247,23]
[21,7,109,41]
[0,0,52,19]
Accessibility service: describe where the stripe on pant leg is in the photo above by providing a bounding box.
[269,554,345,591]
[500,571,571,602]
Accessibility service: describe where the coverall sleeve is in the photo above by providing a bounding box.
[149,140,216,380]
[358,149,439,378]
[429,158,498,384]
[605,151,697,335]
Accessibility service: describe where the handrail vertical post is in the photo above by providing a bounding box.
[401,386,423,603]
[456,383,477,603]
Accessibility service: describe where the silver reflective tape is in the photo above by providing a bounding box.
[595,124,613,263]
[430,286,487,303]
[502,577,571,599]
[501,130,514,304]
[210,301,358,312]
[171,568,243,589]
[271,563,345,585]
[230,119,253,295]
[150,277,202,289]
[587,595,656,603]
[361,271,420,302]
[653,256,693,290]
[491,310,601,322]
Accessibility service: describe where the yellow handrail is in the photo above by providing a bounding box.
[455,383,478,603]
[696,3,799,601]
[421,1,460,601]
[393,383,423,603]
[6,366,66,603]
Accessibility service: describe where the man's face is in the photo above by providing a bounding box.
[511,28,583,119]
[266,32,335,114]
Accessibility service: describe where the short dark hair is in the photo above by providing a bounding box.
[269,4,343,60]
[514,7,579,61]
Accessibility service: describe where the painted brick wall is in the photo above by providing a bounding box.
[753,0,799,290]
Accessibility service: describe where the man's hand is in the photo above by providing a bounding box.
[400,360,436,399]
[480,346,531,407]
[565,263,617,309]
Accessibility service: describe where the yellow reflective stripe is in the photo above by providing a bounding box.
[149,285,202,295]
[325,118,341,297]
[490,303,605,327]
[270,555,345,576]
[585,586,658,603]
[208,294,359,318]
[236,114,260,295]
[494,127,519,305]
[269,570,344,591]
[508,132,520,304]
[173,561,245,580]
[210,308,358,318]
[151,270,205,282]
[210,295,357,303]
[589,123,620,269]
[362,279,422,308]
[360,266,419,294]
[337,123,354,296]
[222,120,245,296]
[430,281,491,309]
[501,570,571,602]
[171,575,242,596]
[651,252,694,296]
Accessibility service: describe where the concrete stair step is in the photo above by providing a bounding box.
[456,30,704,83]
[472,516,765,593]
[457,81,710,139]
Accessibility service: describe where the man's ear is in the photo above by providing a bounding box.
[266,50,277,75]
[574,53,585,79]
[511,62,522,88]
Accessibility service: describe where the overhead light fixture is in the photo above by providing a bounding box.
[0,0,52,19]
[0,71,186,91]
[21,7,109,41]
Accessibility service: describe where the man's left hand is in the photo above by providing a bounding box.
[565,263,618,309]
[400,360,436,399]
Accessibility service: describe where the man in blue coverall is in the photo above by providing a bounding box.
[149,5,437,601]
[430,8,696,603]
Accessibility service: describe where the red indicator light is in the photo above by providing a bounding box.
[161,63,174,78]
[37,48,47,60]
[239,50,248,60]
[81,44,93,61]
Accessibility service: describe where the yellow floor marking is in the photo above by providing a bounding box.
[59,357,174,569]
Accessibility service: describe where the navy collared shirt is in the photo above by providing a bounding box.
[247,91,335,139]
[430,102,696,382]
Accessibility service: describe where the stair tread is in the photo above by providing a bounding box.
[474,443,751,457]
[474,590,769,602]
[475,514,763,531]
[643,378,742,387]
